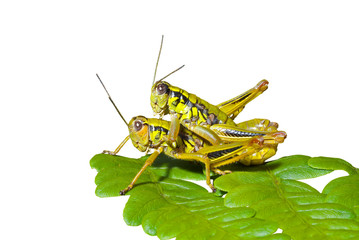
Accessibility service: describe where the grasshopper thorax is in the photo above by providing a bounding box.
[151,80,171,117]
[128,116,150,152]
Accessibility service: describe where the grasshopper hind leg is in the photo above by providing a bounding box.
[217,80,269,120]
[236,119,279,132]
[173,137,264,192]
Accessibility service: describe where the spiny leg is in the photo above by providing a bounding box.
[103,135,130,155]
[205,157,215,192]
[119,147,163,195]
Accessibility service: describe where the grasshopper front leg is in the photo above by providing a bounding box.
[119,147,163,195]
[162,114,181,148]
[103,135,130,155]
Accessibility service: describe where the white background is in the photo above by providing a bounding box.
[1,1,359,239]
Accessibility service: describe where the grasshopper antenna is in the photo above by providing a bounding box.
[152,35,164,86]
[96,73,129,127]
[158,64,185,82]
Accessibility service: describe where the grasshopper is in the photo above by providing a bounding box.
[150,36,284,164]
[96,74,286,194]
[151,78,272,145]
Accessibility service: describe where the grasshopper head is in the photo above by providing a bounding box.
[151,80,170,117]
[128,116,150,152]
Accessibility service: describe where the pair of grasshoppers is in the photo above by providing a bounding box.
[97,36,286,195]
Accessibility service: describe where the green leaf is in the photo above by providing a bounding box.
[322,175,359,210]
[307,157,359,214]
[129,178,290,239]
[308,156,359,175]
[151,153,206,180]
[90,153,138,171]
[90,154,156,197]
[267,155,333,180]
[354,206,359,221]
[91,154,290,239]
[219,155,333,180]
[91,154,359,239]
[90,153,206,183]
[215,157,359,240]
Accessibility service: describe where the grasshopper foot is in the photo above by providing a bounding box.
[268,131,287,143]
[213,169,232,175]
[119,186,132,195]
[102,150,117,155]
[207,182,217,193]
[256,79,269,92]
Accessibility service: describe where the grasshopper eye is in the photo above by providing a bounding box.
[156,83,168,95]
[134,120,143,131]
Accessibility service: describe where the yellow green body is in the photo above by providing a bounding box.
[148,79,287,168]
[131,116,210,157]
[112,115,286,195]
[167,85,237,127]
